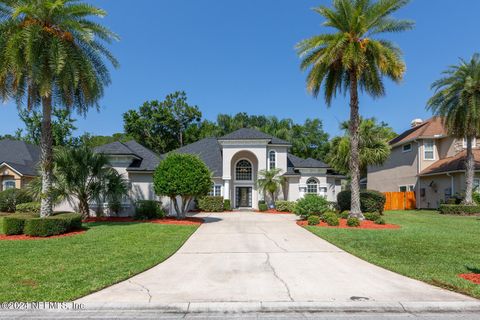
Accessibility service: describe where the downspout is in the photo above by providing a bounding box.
[415,139,420,209]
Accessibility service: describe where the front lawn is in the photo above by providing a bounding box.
[0,221,198,301]
[305,211,480,299]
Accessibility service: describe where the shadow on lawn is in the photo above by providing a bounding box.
[465,266,480,274]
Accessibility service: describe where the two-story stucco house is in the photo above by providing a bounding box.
[368,117,480,208]
[67,128,344,215]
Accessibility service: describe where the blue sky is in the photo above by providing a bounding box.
[1,0,480,138]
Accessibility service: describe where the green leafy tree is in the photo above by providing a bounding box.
[79,132,132,148]
[0,0,119,217]
[124,91,202,154]
[28,146,128,218]
[296,0,413,218]
[17,107,77,146]
[427,54,480,205]
[327,118,395,176]
[256,168,285,206]
[153,153,212,219]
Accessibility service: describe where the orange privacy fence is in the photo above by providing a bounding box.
[383,192,416,211]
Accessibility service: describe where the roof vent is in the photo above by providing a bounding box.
[411,118,423,128]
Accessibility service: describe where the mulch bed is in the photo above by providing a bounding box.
[83,216,203,225]
[256,209,292,214]
[459,274,480,285]
[297,219,400,230]
[0,229,86,241]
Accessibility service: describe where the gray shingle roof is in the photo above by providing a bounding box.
[219,128,291,145]
[287,153,329,169]
[174,138,223,177]
[94,140,160,172]
[0,139,40,176]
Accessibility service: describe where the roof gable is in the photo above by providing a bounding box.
[0,139,40,176]
[174,138,223,177]
[390,117,446,146]
[94,140,160,172]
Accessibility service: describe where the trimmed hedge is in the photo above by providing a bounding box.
[198,196,224,212]
[337,190,386,214]
[275,200,296,212]
[258,203,268,211]
[294,194,329,218]
[223,199,232,211]
[135,200,164,220]
[0,189,32,213]
[15,202,41,214]
[439,204,480,215]
[23,213,82,237]
[2,216,28,235]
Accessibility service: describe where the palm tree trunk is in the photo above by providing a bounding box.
[79,197,90,218]
[463,136,475,205]
[349,70,364,219]
[39,96,54,218]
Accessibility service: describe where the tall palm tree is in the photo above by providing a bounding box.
[257,168,285,206]
[0,0,118,217]
[427,54,480,205]
[296,0,413,218]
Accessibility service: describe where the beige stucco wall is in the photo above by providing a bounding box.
[0,164,35,191]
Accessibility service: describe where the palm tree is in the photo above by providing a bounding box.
[0,0,118,217]
[427,54,480,205]
[296,0,413,218]
[257,168,285,207]
[29,146,129,218]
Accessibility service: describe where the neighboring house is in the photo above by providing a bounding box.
[70,128,345,215]
[368,117,480,208]
[0,139,39,192]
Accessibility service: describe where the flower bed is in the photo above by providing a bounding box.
[297,218,400,230]
[83,216,203,225]
[459,274,480,285]
[0,229,86,241]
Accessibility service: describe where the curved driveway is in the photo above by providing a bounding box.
[78,212,474,305]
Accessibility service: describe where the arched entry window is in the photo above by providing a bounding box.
[306,178,318,194]
[269,150,276,169]
[236,160,252,181]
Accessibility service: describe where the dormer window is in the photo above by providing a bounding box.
[402,143,412,152]
[269,150,276,169]
[463,137,477,149]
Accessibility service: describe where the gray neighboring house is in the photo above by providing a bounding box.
[58,128,345,216]
[0,139,40,191]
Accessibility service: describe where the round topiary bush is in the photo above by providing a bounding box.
[307,215,320,226]
[347,217,361,227]
[337,190,386,214]
[374,217,386,225]
[294,194,329,219]
[338,210,350,219]
[258,203,268,211]
[322,212,339,226]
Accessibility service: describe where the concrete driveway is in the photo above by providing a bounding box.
[77,211,475,308]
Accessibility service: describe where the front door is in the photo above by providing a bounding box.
[236,187,252,208]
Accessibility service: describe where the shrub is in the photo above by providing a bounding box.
[294,194,329,218]
[2,216,29,235]
[258,200,266,205]
[135,200,164,220]
[338,211,350,219]
[375,217,386,225]
[439,204,480,215]
[223,199,232,211]
[322,212,339,226]
[258,203,268,211]
[363,212,381,221]
[198,196,224,212]
[473,192,480,205]
[337,190,386,214]
[275,200,296,212]
[307,215,320,226]
[15,202,41,214]
[23,213,82,237]
[347,217,361,227]
[0,189,33,213]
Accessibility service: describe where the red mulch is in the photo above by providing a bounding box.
[459,274,480,285]
[256,209,292,214]
[0,229,86,241]
[83,216,203,225]
[297,218,400,230]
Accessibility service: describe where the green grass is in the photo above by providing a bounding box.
[0,220,198,301]
[305,211,480,299]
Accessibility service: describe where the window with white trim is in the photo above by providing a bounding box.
[399,185,414,192]
[235,160,252,181]
[424,140,434,160]
[2,180,15,190]
[402,143,412,152]
[463,137,477,149]
[269,150,276,169]
[306,178,318,194]
[208,184,222,196]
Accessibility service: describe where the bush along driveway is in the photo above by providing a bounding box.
[0,221,198,302]
[304,210,480,299]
